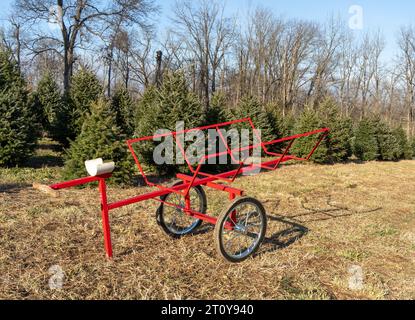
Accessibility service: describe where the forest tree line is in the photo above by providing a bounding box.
[1,0,415,182]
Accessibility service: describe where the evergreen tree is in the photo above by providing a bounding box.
[36,72,67,140]
[411,137,415,159]
[28,91,47,133]
[291,107,328,163]
[157,71,205,131]
[392,126,413,160]
[375,120,400,161]
[207,92,228,124]
[134,72,205,174]
[69,68,103,136]
[290,99,352,164]
[353,118,379,161]
[281,113,296,137]
[63,99,132,184]
[231,96,277,143]
[135,85,159,137]
[318,98,353,163]
[136,72,205,135]
[0,49,38,166]
[110,87,135,136]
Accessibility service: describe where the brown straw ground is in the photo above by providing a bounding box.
[1,157,415,299]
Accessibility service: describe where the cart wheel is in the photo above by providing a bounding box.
[214,197,267,263]
[157,181,207,238]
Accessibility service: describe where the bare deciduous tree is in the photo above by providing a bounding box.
[172,0,236,112]
[398,26,415,136]
[15,0,156,94]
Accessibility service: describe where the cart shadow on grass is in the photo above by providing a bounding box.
[159,195,383,258]
[254,195,383,257]
[256,214,309,256]
[283,194,383,224]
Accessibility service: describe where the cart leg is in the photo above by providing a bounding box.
[229,192,237,225]
[185,194,191,214]
[99,179,113,259]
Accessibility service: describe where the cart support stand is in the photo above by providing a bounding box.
[99,178,113,259]
[38,173,115,259]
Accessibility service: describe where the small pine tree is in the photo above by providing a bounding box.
[36,72,67,140]
[318,98,353,163]
[63,99,132,184]
[374,120,400,161]
[290,99,352,164]
[231,96,277,143]
[134,72,205,174]
[135,85,159,137]
[265,103,286,137]
[411,136,415,159]
[0,49,38,166]
[110,87,135,136]
[353,118,379,161]
[70,68,103,136]
[136,72,205,135]
[281,113,296,137]
[157,71,205,131]
[28,91,47,132]
[263,103,289,153]
[207,92,228,124]
[291,107,328,163]
[392,126,413,160]
[54,94,76,146]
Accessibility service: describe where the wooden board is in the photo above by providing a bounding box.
[32,183,59,198]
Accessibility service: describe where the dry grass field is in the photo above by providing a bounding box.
[0,140,414,300]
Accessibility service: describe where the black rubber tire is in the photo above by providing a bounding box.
[214,197,267,263]
[156,180,207,238]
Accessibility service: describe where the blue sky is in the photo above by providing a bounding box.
[2,0,415,62]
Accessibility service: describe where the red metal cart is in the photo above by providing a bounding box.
[34,118,329,262]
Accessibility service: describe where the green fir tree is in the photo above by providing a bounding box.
[110,87,135,136]
[291,107,328,163]
[318,98,353,163]
[392,126,413,160]
[207,92,228,124]
[36,72,67,141]
[353,118,379,161]
[63,99,132,184]
[375,120,400,161]
[134,72,205,174]
[231,95,277,143]
[69,68,103,136]
[0,49,38,166]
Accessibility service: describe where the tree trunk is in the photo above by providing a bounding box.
[107,46,113,97]
[155,50,163,88]
[211,67,216,94]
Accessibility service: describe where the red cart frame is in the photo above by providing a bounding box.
[40,118,329,261]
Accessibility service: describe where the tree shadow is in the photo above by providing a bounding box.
[36,143,63,152]
[0,183,31,194]
[254,195,383,257]
[24,155,64,168]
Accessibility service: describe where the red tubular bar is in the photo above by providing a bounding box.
[176,173,244,196]
[50,174,111,190]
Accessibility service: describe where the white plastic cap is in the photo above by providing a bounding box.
[85,158,115,176]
